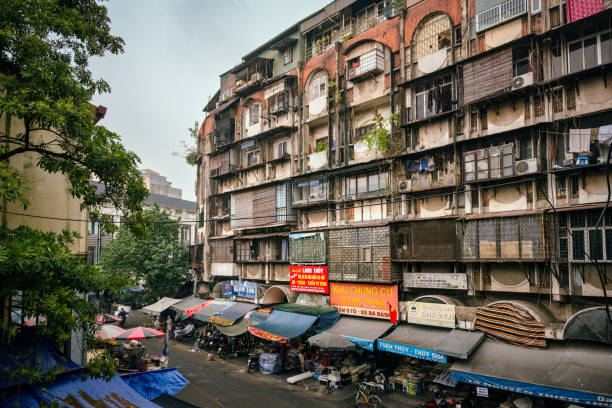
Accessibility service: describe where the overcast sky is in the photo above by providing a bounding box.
[90,0,328,201]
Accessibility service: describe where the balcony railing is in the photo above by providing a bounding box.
[347,49,385,81]
[214,128,234,150]
[409,170,456,192]
[476,0,527,32]
[210,164,236,178]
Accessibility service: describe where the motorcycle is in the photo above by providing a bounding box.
[246,352,260,373]
[421,390,455,408]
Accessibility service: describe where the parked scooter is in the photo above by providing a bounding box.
[421,390,455,408]
[246,352,260,373]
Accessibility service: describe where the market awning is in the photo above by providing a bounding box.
[210,302,259,326]
[121,368,188,401]
[434,329,485,359]
[377,325,450,363]
[247,310,318,342]
[169,297,212,319]
[191,300,234,323]
[215,317,250,337]
[451,340,612,407]
[272,303,339,331]
[143,297,181,316]
[324,317,394,351]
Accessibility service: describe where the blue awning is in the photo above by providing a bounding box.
[121,368,189,401]
[248,310,318,341]
[3,374,163,408]
[325,317,394,351]
[451,340,612,407]
[377,324,450,363]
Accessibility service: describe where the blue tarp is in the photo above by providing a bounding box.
[0,332,81,389]
[325,317,394,351]
[1,374,162,408]
[254,310,318,340]
[121,368,189,401]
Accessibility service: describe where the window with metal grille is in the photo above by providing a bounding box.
[524,98,531,120]
[248,103,260,125]
[556,176,566,198]
[565,86,576,110]
[355,124,374,143]
[414,74,453,120]
[412,13,451,61]
[552,88,564,113]
[567,25,612,73]
[480,108,488,130]
[572,230,585,260]
[470,109,478,132]
[534,95,545,117]
[558,264,570,289]
[570,175,579,197]
[476,0,528,32]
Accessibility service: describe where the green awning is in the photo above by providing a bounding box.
[215,318,249,337]
[272,303,337,316]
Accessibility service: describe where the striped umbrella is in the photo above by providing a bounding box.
[113,326,164,340]
[96,324,125,340]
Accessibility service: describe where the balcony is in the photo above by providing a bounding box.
[213,128,234,150]
[210,164,236,179]
[476,0,527,32]
[233,58,274,95]
[406,170,456,192]
[464,145,542,183]
[347,49,385,82]
[270,98,289,115]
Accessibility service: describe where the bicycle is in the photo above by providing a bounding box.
[354,383,384,407]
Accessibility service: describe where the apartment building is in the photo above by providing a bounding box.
[192,0,612,343]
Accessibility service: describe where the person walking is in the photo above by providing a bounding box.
[118,308,127,328]
[165,315,173,333]
[153,316,161,331]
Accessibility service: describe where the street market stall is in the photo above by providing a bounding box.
[169,297,212,320]
[143,297,181,316]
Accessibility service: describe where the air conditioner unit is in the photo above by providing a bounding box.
[398,179,412,193]
[515,158,540,175]
[511,72,534,90]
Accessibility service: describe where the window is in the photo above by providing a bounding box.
[345,170,389,197]
[534,95,544,117]
[312,76,327,99]
[412,13,451,61]
[550,7,560,28]
[567,26,612,73]
[88,221,96,235]
[566,86,576,110]
[524,98,531,120]
[354,124,374,143]
[589,230,603,260]
[513,47,531,77]
[248,103,260,125]
[276,141,289,159]
[518,136,534,159]
[284,47,293,64]
[414,74,453,120]
[552,88,563,113]
[569,175,579,198]
[347,49,385,80]
[246,150,260,167]
[556,176,566,198]
[551,36,562,77]
[476,0,528,32]
[531,0,541,13]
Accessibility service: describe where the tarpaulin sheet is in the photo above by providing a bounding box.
[566,0,603,23]
[191,300,234,323]
[143,297,181,316]
[215,317,250,337]
[451,340,612,407]
[377,324,450,363]
[0,333,81,389]
[247,310,318,342]
[475,303,546,348]
[271,304,339,331]
[324,317,394,351]
[435,329,485,359]
[5,374,163,407]
[210,302,258,326]
[121,368,188,401]
[169,297,212,319]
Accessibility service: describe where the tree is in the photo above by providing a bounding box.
[0,0,148,382]
[358,109,399,152]
[174,121,200,166]
[0,0,148,232]
[99,207,192,305]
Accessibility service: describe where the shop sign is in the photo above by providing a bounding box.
[476,387,489,398]
[329,283,398,320]
[406,301,456,328]
[289,266,328,294]
[403,273,468,290]
[222,280,258,300]
[377,340,447,363]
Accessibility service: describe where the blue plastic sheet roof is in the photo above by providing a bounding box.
[1,374,162,408]
[0,333,81,389]
[254,310,318,340]
[121,368,189,401]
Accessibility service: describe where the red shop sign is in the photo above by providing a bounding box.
[289,265,329,294]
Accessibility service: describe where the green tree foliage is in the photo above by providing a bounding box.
[358,109,399,152]
[99,207,192,304]
[0,0,148,382]
[0,0,148,232]
[0,226,117,381]
[174,121,200,166]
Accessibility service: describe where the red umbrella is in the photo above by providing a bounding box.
[113,326,164,340]
[96,324,125,340]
